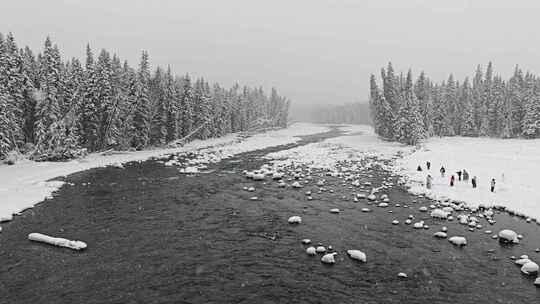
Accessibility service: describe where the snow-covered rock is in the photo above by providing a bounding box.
[330,208,340,214]
[397,272,408,278]
[448,236,467,246]
[252,173,265,181]
[378,202,388,208]
[535,277,540,287]
[272,172,284,180]
[179,166,199,174]
[515,258,531,266]
[301,239,311,244]
[361,208,371,212]
[306,247,317,256]
[288,216,302,224]
[291,181,303,188]
[434,232,448,238]
[419,206,428,212]
[316,246,326,253]
[28,233,87,250]
[430,209,449,219]
[347,250,367,262]
[392,220,399,225]
[413,221,424,229]
[321,253,337,264]
[367,194,376,201]
[498,229,519,243]
[521,261,539,275]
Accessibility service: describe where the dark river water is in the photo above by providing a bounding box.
[0,129,539,304]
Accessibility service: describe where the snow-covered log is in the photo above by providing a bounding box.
[28,233,87,250]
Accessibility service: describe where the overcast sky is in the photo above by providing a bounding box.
[2,0,540,105]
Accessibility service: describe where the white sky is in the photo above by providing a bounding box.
[1,0,540,105]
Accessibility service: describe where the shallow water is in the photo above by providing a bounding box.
[0,129,539,303]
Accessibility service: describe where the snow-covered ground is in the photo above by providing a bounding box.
[266,124,540,221]
[396,137,540,220]
[0,123,329,221]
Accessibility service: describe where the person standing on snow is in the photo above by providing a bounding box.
[462,169,469,181]
[490,178,496,192]
[426,174,433,189]
[457,170,462,181]
[450,175,455,187]
[440,166,446,177]
[426,161,431,170]
[472,176,477,188]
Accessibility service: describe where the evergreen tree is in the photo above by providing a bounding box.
[132,51,151,149]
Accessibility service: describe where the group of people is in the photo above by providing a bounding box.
[419,161,497,192]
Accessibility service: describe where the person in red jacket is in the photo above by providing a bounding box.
[450,175,455,187]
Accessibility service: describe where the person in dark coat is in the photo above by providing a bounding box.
[426,161,431,170]
[426,174,433,189]
[490,178,496,192]
[417,165,422,171]
[440,166,446,177]
[450,175,455,187]
[456,170,462,181]
[462,169,469,181]
[472,176,477,188]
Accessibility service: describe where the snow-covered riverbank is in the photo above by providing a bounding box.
[0,123,329,220]
[267,124,540,221]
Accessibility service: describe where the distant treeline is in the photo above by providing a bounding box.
[370,62,540,145]
[290,102,371,125]
[0,33,290,161]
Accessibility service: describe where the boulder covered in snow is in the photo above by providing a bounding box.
[433,232,448,238]
[272,172,284,180]
[521,261,539,275]
[498,229,519,244]
[288,216,302,224]
[306,247,317,256]
[321,253,337,264]
[291,181,303,188]
[397,272,408,278]
[347,250,367,262]
[535,277,540,287]
[252,173,265,181]
[430,209,449,219]
[28,233,87,250]
[448,236,467,246]
[316,246,326,253]
[330,208,340,214]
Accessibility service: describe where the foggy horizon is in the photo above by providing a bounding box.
[3,0,540,106]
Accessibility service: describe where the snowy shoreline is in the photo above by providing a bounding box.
[0,123,329,221]
[266,124,540,222]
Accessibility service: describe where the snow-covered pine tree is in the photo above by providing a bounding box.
[116,61,137,149]
[33,37,82,160]
[149,67,167,145]
[394,70,425,145]
[178,74,194,138]
[79,44,101,150]
[94,49,116,149]
[521,75,540,138]
[414,71,434,136]
[508,66,524,137]
[132,51,151,149]
[459,78,476,136]
[164,66,178,142]
[471,65,484,136]
[489,76,506,136]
